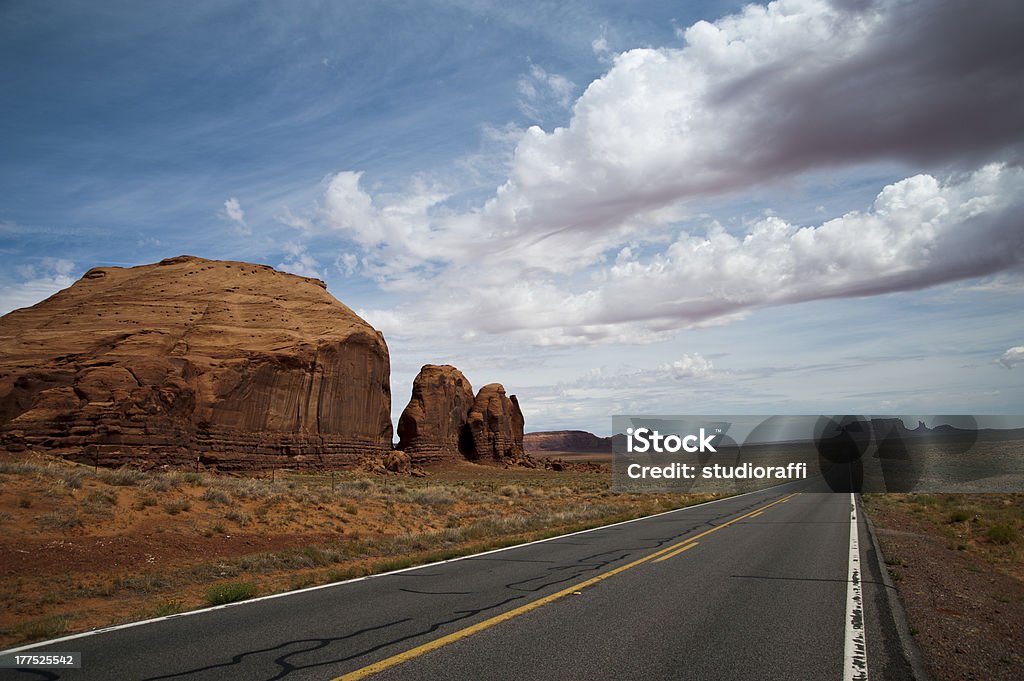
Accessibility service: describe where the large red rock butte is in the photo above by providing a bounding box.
[396,365,475,464]
[0,256,393,470]
[397,366,527,466]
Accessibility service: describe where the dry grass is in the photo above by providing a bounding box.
[0,453,715,646]
[864,493,1024,581]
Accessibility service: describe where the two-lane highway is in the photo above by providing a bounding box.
[2,478,917,680]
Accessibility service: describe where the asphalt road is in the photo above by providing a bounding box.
[2,478,916,681]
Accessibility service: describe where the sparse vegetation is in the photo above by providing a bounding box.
[224,509,251,526]
[14,615,67,642]
[151,599,184,617]
[865,493,1024,582]
[201,488,231,505]
[0,453,714,646]
[97,467,144,486]
[162,499,192,515]
[987,523,1017,545]
[947,508,971,523]
[204,582,258,605]
[35,510,83,530]
[134,496,158,510]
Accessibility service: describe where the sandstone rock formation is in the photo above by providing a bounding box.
[396,368,527,466]
[466,383,526,464]
[396,365,475,464]
[0,255,393,470]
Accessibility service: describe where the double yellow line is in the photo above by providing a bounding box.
[334,491,800,680]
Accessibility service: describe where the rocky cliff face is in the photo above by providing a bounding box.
[396,368,526,466]
[0,256,393,469]
[466,383,526,463]
[396,365,475,464]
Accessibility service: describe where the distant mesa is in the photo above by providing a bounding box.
[523,430,613,455]
[397,366,529,467]
[0,255,393,470]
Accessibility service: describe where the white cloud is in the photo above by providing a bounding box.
[517,63,576,120]
[335,252,358,277]
[591,34,612,63]
[999,346,1024,369]
[661,354,714,380]
[276,242,321,279]
[377,164,1024,345]
[221,197,250,235]
[555,354,715,394]
[306,0,1024,346]
[0,258,78,315]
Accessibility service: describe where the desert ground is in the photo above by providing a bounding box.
[0,453,708,647]
[865,493,1024,680]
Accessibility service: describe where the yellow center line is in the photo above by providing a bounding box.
[652,541,699,563]
[749,511,764,518]
[332,491,800,681]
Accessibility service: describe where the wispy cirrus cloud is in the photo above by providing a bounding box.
[0,258,78,315]
[221,197,250,235]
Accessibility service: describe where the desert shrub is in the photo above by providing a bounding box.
[152,600,184,617]
[224,509,251,526]
[498,485,525,497]
[98,467,144,486]
[0,461,43,475]
[36,510,83,530]
[134,496,158,510]
[140,476,175,493]
[204,582,258,605]
[56,468,86,489]
[947,509,971,523]
[410,486,457,506]
[163,499,192,515]
[201,488,232,505]
[15,615,67,642]
[85,489,118,506]
[987,523,1017,545]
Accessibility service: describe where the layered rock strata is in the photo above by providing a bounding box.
[0,256,393,470]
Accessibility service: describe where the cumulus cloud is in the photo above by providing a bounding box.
[999,346,1024,369]
[473,0,1023,262]
[0,258,78,315]
[661,354,714,380]
[384,164,1024,344]
[310,0,1024,345]
[221,197,250,235]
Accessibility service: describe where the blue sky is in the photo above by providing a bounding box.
[2,0,1023,434]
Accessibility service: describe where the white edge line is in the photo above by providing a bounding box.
[1,480,799,654]
[843,491,869,681]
